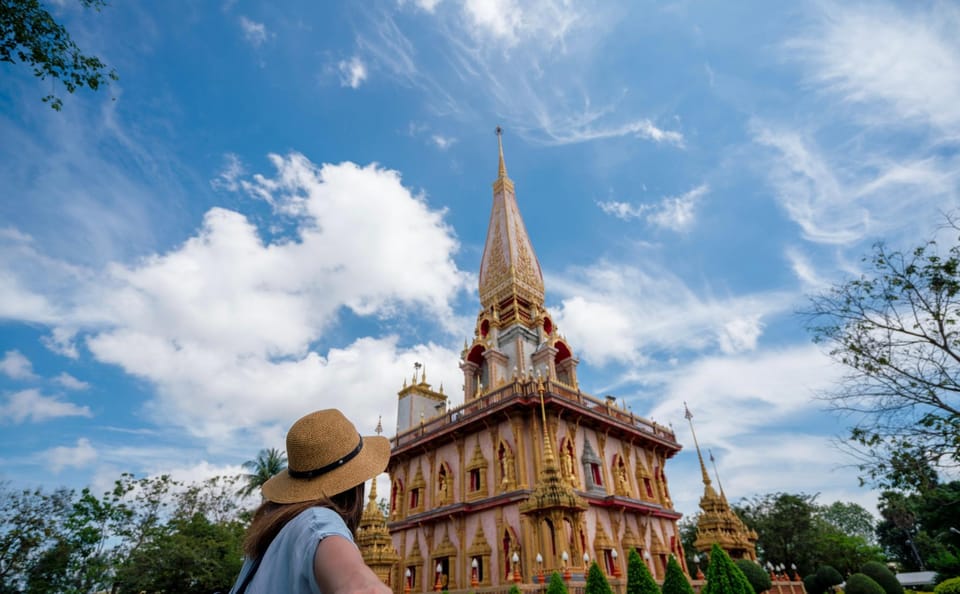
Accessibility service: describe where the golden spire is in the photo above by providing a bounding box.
[537,377,556,464]
[709,449,727,500]
[496,125,507,178]
[684,402,712,487]
[478,127,544,312]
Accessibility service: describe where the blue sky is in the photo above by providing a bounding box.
[1,0,959,520]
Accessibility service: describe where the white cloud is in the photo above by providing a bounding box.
[790,3,960,137]
[44,438,97,473]
[211,153,245,192]
[54,372,90,391]
[413,0,443,12]
[239,16,268,47]
[753,126,957,245]
[431,134,456,150]
[550,260,792,366]
[2,155,469,438]
[338,56,368,89]
[0,350,36,380]
[598,184,708,231]
[0,389,92,424]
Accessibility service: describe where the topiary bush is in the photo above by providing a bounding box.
[702,544,753,594]
[547,571,569,594]
[586,562,614,594]
[804,574,823,594]
[662,555,695,594]
[508,586,522,594]
[735,559,772,594]
[935,577,960,594]
[627,548,661,594]
[846,573,886,594]
[861,561,905,594]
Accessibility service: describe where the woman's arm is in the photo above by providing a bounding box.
[313,535,392,594]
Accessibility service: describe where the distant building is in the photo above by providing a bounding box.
[372,132,687,592]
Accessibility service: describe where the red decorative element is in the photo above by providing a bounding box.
[543,317,553,335]
[467,344,485,365]
[554,341,571,361]
[480,319,490,337]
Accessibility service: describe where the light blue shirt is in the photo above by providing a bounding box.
[230,506,355,594]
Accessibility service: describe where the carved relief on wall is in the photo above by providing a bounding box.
[437,462,453,506]
[497,440,516,491]
[465,437,489,500]
[613,455,631,497]
[559,437,578,487]
[635,454,656,502]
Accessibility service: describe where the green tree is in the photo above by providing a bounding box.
[662,556,695,594]
[0,0,117,109]
[239,447,287,498]
[860,561,904,594]
[935,577,960,594]
[803,565,844,594]
[627,548,660,594]
[546,571,568,594]
[0,484,72,592]
[586,562,613,594]
[736,492,821,575]
[806,233,960,485]
[702,544,753,594]
[818,501,877,544]
[734,559,771,594]
[845,573,886,594]
[508,585,522,594]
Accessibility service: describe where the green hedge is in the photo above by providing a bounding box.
[547,571,568,594]
[627,548,660,594]
[935,577,960,594]
[662,555,695,594]
[845,573,886,594]
[734,559,771,594]
[861,562,904,594]
[702,544,753,594]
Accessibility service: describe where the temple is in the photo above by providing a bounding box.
[685,403,758,561]
[374,131,687,592]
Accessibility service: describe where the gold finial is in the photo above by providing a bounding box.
[420,365,427,385]
[439,383,444,394]
[375,415,383,435]
[684,402,712,487]
[709,449,727,500]
[537,377,556,463]
[496,125,507,178]
[413,361,421,384]
[369,474,379,500]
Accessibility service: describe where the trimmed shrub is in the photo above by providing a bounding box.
[627,548,661,594]
[547,571,568,594]
[806,565,845,594]
[804,574,823,594]
[935,577,960,594]
[861,561,905,594]
[508,586,522,594]
[846,573,886,594]
[702,544,753,594]
[662,555,695,594]
[735,559,772,594]
[586,562,614,594]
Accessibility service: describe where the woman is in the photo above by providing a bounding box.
[230,409,392,594]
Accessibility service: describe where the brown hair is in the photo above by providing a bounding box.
[243,482,365,558]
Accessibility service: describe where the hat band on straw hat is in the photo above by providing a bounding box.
[288,435,364,480]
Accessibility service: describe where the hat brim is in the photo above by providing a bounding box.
[261,434,390,504]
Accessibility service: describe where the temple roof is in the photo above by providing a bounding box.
[478,128,545,311]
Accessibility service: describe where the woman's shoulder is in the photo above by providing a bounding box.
[288,506,353,543]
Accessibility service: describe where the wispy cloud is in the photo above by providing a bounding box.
[43,438,97,473]
[789,3,960,138]
[239,16,268,47]
[338,56,368,89]
[0,350,36,380]
[550,260,792,367]
[0,389,92,424]
[354,3,681,146]
[211,153,245,192]
[431,134,456,150]
[54,372,90,391]
[598,184,708,231]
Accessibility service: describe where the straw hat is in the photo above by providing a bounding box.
[261,409,390,504]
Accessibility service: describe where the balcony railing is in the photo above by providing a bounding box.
[391,378,676,450]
